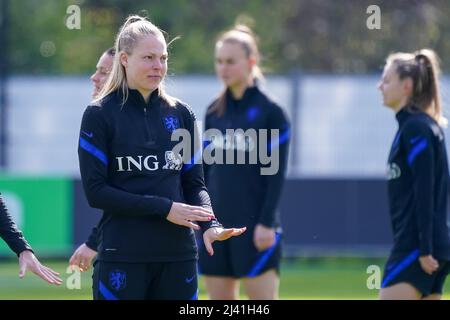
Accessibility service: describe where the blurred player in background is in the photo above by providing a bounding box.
[1,194,62,285]
[198,24,290,300]
[378,49,450,300]
[69,47,115,272]
[91,47,115,98]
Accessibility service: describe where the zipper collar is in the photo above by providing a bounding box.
[226,86,259,112]
[128,88,161,109]
[395,107,410,126]
[396,104,433,126]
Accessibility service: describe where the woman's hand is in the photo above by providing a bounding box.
[19,250,63,285]
[253,224,276,252]
[166,202,215,230]
[419,255,439,275]
[203,226,247,256]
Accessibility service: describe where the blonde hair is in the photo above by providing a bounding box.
[386,49,447,126]
[209,24,264,117]
[95,15,176,106]
[218,24,264,83]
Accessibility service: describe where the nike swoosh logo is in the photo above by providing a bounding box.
[81,131,94,138]
[410,136,422,145]
[185,275,195,283]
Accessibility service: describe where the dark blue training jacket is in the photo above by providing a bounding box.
[387,107,450,260]
[203,86,290,230]
[0,194,32,256]
[78,88,220,262]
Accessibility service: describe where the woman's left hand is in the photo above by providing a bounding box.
[253,224,276,252]
[203,226,247,256]
[419,255,439,275]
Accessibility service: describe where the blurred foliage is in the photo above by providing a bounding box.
[7,0,450,74]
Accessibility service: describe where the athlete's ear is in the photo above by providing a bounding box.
[120,52,128,68]
[402,77,413,97]
[248,55,257,69]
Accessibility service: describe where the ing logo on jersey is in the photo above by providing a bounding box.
[162,151,183,170]
[109,269,127,291]
[163,116,180,133]
[387,162,401,180]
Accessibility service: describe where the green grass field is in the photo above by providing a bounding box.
[0,257,449,300]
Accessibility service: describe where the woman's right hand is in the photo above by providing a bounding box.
[69,243,98,272]
[19,250,63,285]
[166,202,215,230]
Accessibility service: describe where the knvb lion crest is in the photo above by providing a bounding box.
[109,269,127,291]
[163,116,180,133]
